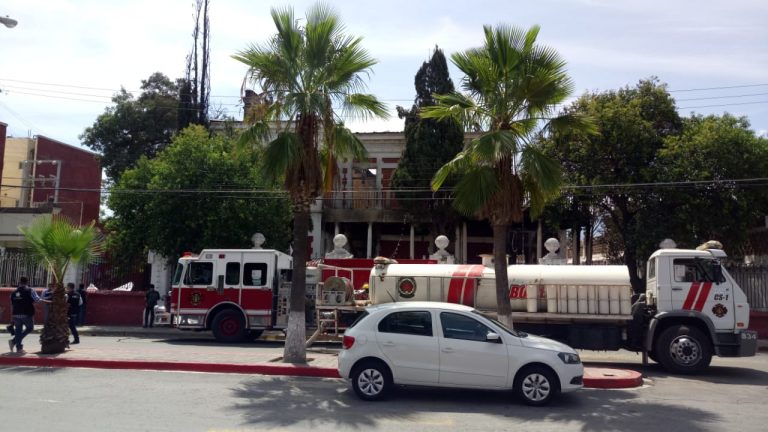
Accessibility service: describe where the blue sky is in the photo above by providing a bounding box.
[1,0,766,146]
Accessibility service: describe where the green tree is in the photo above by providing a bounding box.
[422,25,591,327]
[392,47,464,239]
[106,125,292,265]
[542,79,682,292]
[653,114,768,254]
[19,216,103,354]
[232,3,388,363]
[81,72,181,182]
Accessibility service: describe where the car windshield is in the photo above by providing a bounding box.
[471,310,527,338]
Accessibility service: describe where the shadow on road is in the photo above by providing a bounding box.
[584,360,768,386]
[229,376,720,431]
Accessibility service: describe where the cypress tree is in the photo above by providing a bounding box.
[392,47,464,239]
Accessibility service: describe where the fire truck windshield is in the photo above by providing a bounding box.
[172,263,185,286]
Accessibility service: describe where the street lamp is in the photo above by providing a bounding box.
[1,15,18,28]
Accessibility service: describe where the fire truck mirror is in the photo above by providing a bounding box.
[217,275,225,294]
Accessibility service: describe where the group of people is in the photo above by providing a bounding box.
[8,279,164,353]
[7,277,86,353]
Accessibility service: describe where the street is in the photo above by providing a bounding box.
[1,337,767,432]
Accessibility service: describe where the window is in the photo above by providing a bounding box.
[378,311,433,336]
[648,258,656,279]
[243,262,268,286]
[673,258,723,283]
[440,312,494,342]
[185,262,213,285]
[225,262,240,285]
[172,264,184,286]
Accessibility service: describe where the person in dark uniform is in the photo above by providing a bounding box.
[77,283,88,325]
[8,276,44,353]
[66,283,82,345]
[144,284,161,328]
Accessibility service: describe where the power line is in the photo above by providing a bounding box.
[668,83,768,93]
[679,100,768,110]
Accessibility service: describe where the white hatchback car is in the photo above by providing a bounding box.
[338,302,583,405]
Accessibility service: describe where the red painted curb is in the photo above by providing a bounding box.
[0,356,341,378]
[582,367,643,389]
[0,357,641,389]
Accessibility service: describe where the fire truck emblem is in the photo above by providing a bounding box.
[190,291,202,306]
[712,303,728,318]
[398,277,417,298]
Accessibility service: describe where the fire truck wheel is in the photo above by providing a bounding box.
[655,325,712,374]
[351,360,392,401]
[514,365,560,406]
[211,310,247,343]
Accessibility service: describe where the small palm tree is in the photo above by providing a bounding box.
[232,3,387,363]
[422,25,593,328]
[20,215,103,354]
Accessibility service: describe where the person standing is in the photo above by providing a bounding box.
[144,284,161,328]
[40,283,54,324]
[8,276,44,353]
[65,283,82,345]
[77,283,88,325]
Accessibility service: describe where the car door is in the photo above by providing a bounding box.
[438,311,509,389]
[375,310,439,385]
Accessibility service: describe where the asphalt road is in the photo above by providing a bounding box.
[2,350,768,432]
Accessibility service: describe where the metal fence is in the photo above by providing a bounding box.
[725,263,768,312]
[0,250,146,289]
[0,251,50,287]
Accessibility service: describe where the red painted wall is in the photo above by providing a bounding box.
[31,136,101,225]
[1,288,144,326]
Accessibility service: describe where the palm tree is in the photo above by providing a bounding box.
[421,25,593,328]
[19,215,103,354]
[232,3,387,363]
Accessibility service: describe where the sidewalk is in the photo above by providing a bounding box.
[0,325,704,389]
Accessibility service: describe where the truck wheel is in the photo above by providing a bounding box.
[514,365,560,406]
[351,360,392,401]
[655,325,712,374]
[211,310,247,343]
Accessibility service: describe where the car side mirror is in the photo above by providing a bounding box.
[486,332,502,343]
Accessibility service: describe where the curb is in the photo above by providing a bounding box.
[582,367,644,389]
[0,356,341,378]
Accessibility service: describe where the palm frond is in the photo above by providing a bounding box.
[262,132,302,182]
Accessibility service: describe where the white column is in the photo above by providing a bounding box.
[366,222,373,258]
[410,224,415,259]
[462,222,468,264]
[537,219,543,260]
[334,223,340,236]
[455,225,461,263]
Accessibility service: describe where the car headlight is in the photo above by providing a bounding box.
[557,352,581,364]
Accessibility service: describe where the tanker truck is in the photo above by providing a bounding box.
[317,245,757,374]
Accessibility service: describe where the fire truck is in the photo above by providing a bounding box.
[358,245,758,374]
[168,248,431,343]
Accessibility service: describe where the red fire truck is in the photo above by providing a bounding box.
[168,248,433,342]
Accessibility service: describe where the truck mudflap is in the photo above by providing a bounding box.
[713,330,758,357]
[736,330,758,357]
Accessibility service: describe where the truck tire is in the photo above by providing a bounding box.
[351,360,392,401]
[655,325,712,374]
[211,310,247,343]
[514,365,560,406]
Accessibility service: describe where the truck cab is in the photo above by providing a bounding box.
[644,247,757,372]
[170,249,297,342]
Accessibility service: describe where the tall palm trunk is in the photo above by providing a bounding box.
[492,224,513,329]
[283,204,309,363]
[40,282,69,354]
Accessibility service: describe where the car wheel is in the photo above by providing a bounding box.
[514,365,560,406]
[211,310,247,343]
[655,325,712,374]
[351,361,392,401]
